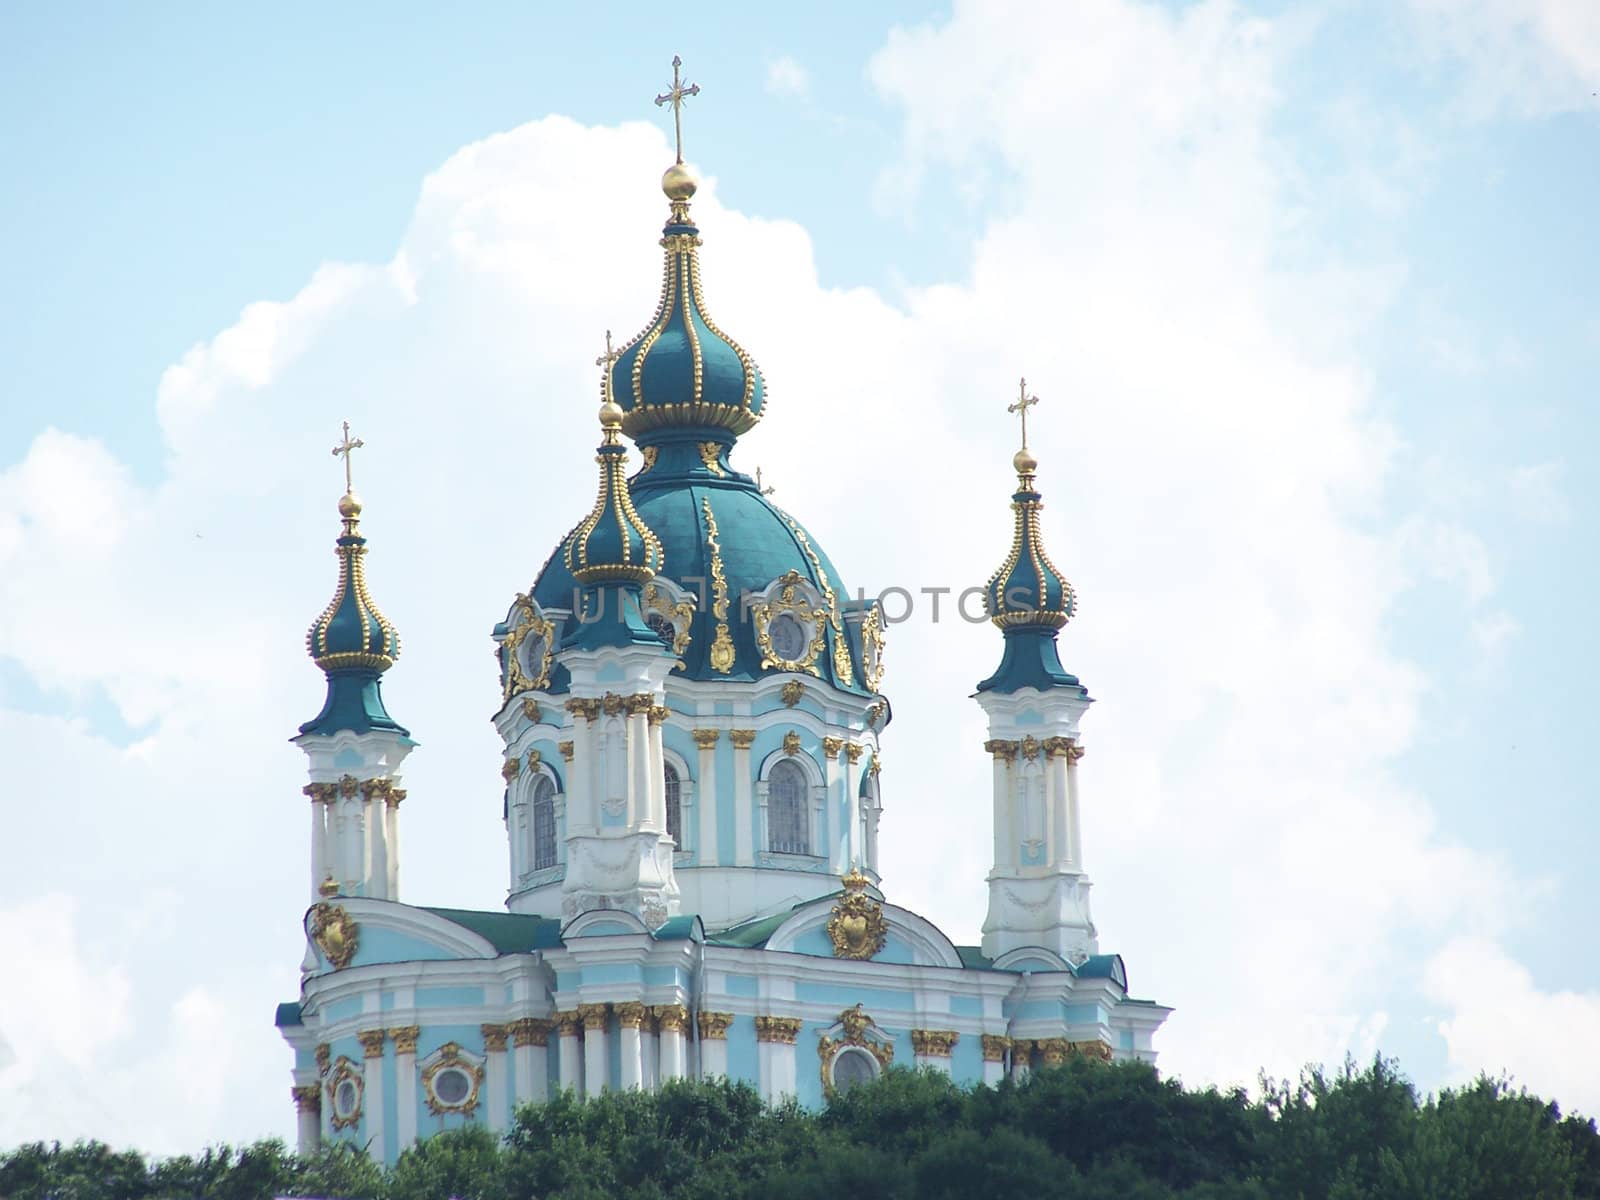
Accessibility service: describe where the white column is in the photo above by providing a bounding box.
[642,1021,660,1091]
[823,738,844,871]
[292,1082,321,1153]
[732,736,754,866]
[845,747,863,867]
[629,709,651,827]
[385,793,401,898]
[390,1027,418,1153]
[308,793,328,900]
[1048,752,1070,866]
[1010,1039,1031,1083]
[988,745,1014,869]
[556,1014,582,1095]
[694,731,719,865]
[1066,751,1083,868]
[357,1030,386,1160]
[911,1031,956,1074]
[755,1018,799,1103]
[367,784,389,901]
[511,1019,549,1106]
[580,1005,609,1097]
[482,1025,509,1132]
[656,1006,687,1081]
[982,1037,1007,1086]
[645,708,666,831]
[696,1012,731,1078]
[617,1003,645,1089]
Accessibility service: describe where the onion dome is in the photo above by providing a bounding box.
[607,163,765,449]
[977,414,1084,696]
[564,386,665,586]
[299,489,409,736]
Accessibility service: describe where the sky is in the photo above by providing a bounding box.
[2,0,1598,1154]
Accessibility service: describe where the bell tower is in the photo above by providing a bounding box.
[291,423,413,902]
[976,382,1097,963]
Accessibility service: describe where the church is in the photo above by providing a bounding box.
[273,61,1169,1164]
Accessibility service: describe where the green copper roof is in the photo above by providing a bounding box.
[274,1001,303,1027]
[563,413,664,587]
[421,906,563,954]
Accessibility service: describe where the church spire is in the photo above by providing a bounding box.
[300,423,407,736]
[978,380,1083,695]
[609,56,766,468]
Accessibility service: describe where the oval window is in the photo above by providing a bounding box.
[830,1047,879,1093]
[334,1078,359,1117]
[433,1066,472,1106]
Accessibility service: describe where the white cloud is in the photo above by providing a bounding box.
[765,56,810,99]
[1407,0,1600,117]
[1425,937,1600,1114]
[0,0,1574,1147]
[1507,461,1570,524]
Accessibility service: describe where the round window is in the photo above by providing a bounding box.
[518,632,547,680]
[768,613,809,662]
[333,1078,359,1117]
[433,1066,472,1106]
[830,1047,879,1093]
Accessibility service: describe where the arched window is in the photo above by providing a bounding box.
[664,764,682,849]
[531,775,557,870]
[768,759,809,855]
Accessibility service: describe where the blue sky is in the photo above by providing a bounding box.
[1,0,1597,1150]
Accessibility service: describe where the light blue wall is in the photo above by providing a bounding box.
[724,1015,759,1084]
[796,981,914,1010]
[349,927,460,967]
[416,986,486,1008]
[723,973,759,997]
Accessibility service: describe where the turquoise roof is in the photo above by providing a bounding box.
[978,450,1084,697]
[609,191,764,445]
[299,493,409,737]
[274,1001,303,1027]
[421,906,564,954]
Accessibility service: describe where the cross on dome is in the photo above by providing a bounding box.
[1008,378,1039,450]
[654,54,700,165]
[331,420,364,494]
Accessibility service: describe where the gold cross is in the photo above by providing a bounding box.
[654,55,700,164]
[1007,377,1040,449]
[331,420,364,493]
[596,329,621,401]
[756,466,775,496]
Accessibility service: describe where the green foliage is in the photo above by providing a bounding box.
[4,1058,1598,1200]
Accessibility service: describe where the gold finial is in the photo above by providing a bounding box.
[1007,378,1040,475]
[655,55,700,165]
[596,329,624,440]
[755,466,775,496]
[319,873,340,897]
[332,420,365,495]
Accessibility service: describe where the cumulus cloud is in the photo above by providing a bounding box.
[1425,937,1600,1113]
[0,0,1568,1147]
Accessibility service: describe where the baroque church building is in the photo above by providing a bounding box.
[275,66,1169,1163]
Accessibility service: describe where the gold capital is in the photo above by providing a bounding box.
[754,1015,802,1045]
[388,1025,420,1055]
[691,728,721,750]
[481,1023,509,1052]
[558,740,575,762]
[652,1003,689,1033]
[729,728,758,749]
[981,1034,1011,1063]
[615,1001,648,1029]
[292,1083,322,1113]
[697,1010,734,1040]
[577,1003,610,1031]
[822,735,845,757]
[357,1028,387,1059]
[553,1010,582,1036]
[910,1029,959,1058]
[509,1017,551,1047]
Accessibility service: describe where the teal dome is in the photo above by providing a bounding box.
[564,406,664,586]
[301,492,409,736]
[530,460,867,695]
[977,448,1084,697]
[608,187,765,445]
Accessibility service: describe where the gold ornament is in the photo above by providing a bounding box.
[691,728,721,750]
[782,730,802,756]
[653,1004,689,1032]
[422,1042,484,1116]
[751,569,825,676]
[509,1017,551,1047]
[729,728,757,749]
[388,1026,420,1054]
[357,1029,386,1059]
[501,594,556,700]
[817,1005,895,1097]
[826,870,887,960]
[981,1034,1011,1063]
[697,1011,734,1040]
[480,1023,509,1052]
[754,1015,802,1044]
[701,498,735,673]
[911,1029,959,1057]
[310,902,359,970]
[780,679,805,707]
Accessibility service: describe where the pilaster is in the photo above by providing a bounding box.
[481,1024,509,1131]
[697,1010,732,1079]
[389,1025,419,1150]
[754,1016,801,1103]
[579,1004,610,1097]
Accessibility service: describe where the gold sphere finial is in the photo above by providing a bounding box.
[599,398,625,429]
[1013,447,1038,475]
[662,161,698,201]
[338,491,363,519]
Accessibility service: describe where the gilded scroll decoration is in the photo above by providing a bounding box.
[642,582,695,667]
[827,869,888,960]
[309,901,359,970]
[751,569,826,676]
[501,594,556,700]
[701,498,736,673]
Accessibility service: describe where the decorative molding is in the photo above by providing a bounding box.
[480,1023,509,1052]
[827,870,888,960]
[751,569,825,677]
[648,705,672,726]
[701,497,735,673]
[357,1028,386,1059]
[558,741,575,762]
[865,701,885,729]
[782,730,802,756]
[625,692,655,716]
[615,1001,648,1029]
[565,697,602,722]
[983,738,1019,762]
[1020,735,1042,761]
[860,606,886,692]
[691,728,721,750]
[577,1003,610,1032]
[910,1029,959,1058]
[314,1043,331,1076]
[553,1010,582,1037]
[729,728,757,749]
[696,1011,734,1041]
[359,777,399,803]
[754,1015,803,1044]
[527,749,542,771]
[602,693,626,717]
[326,1056,363,1130]
[501,594,555,699]
[309,902,359,970]
[421,1042,484,1117]
[509,1017,551,1048]
[303,782,337,803]
[1037,1038,1068,1066]
[981,1034,1011,1063]
[338,774,361,799]
[653,1004,689,1033]
[1070,1039,1114,1063]
[844,742,864,765]
[501,757,521,781]
[698,441,727,477]
[641,583,694,665]
[778,514,854,687]
[388,1025,420,1055]
[291,1084,321,1113]
[817,1005,894,1097]
[822,735,845,757]
[780,680,805,707]
[522,698,543,724]
[869,752,881,777]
